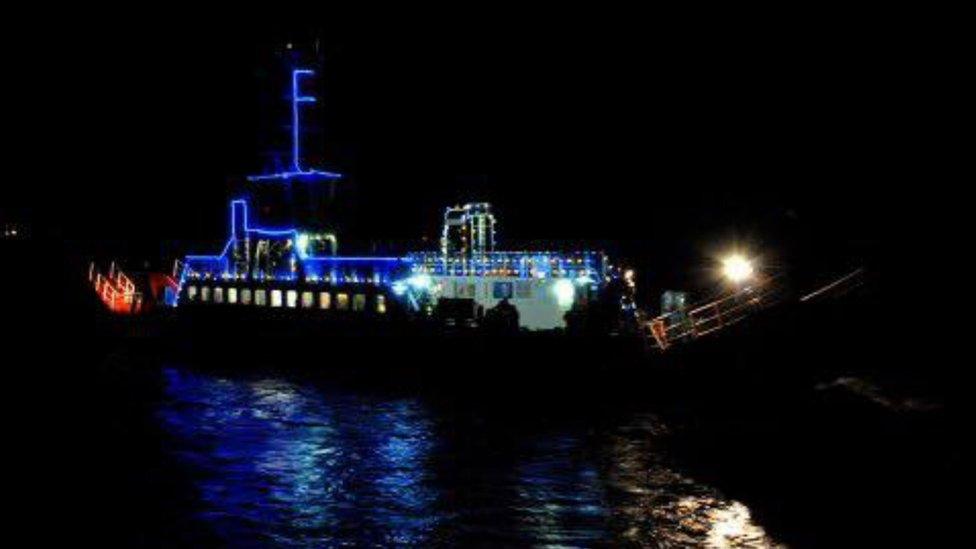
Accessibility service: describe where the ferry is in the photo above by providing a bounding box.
[173,198,631,332]
[86,64,636,336]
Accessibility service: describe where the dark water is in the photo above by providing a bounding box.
[31,327,952,549]
[155,367,778,547]
[88,358,785,548]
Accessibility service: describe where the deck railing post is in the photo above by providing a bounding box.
[650,318,669,350]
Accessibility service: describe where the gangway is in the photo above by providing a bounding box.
[643,268,865,351]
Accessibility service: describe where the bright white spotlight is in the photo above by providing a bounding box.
[722,254,754,284]
[406,274,432,290]
[295,233,310,258]
[391,281,408,296]
[574,274,595,286]
[553,279,575,308]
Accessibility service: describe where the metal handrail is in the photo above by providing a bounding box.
[90,261,143,314]
[643,277,782,350]
[642,268,864,351]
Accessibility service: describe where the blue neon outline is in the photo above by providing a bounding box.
[184,199,406,269]
[247,68,343,182]
[304,257,403,262]
[247,169,341,181]
[292,69,315,172]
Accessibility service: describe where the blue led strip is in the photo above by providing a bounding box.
[184,199,406,272]
[247,68,342,182]
[305,257,403,263]
[292,69,314,172]
[248,169,341,181]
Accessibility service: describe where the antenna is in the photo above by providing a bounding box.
[248,67,341,182]
[291,68,316,172]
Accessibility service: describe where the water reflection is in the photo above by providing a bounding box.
[601,414,781,547]
[157,368,440,546]
[155,368,779,546]
[514,435,610,546]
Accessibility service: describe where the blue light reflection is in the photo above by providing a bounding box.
[513,435,610,545]
[156,368,441,546]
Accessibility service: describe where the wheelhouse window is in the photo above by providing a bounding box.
[214,287,224,304]
[286,290,298,308]
[241,288,252,305]
[255,289,267,306]
[336,293,349,310]
[376,295,387,314]
[228,287,238,304]
[187,285,198,301]
[319,292,331,309]
[301,291,314,308]
[201,287,211,302]
[353,294,366,312]
[271,290,283,308]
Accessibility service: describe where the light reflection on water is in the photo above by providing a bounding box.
[513,435,610,546]
[157,368,439,546]
[156,368,780,547]
[602,418,781,548]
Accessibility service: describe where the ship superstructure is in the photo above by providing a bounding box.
[181,199,405,314]
[407,249,609,330]
[441,203,496,257]
[175,65,626,331]
[179,197,619,330]
[419,202,610,329]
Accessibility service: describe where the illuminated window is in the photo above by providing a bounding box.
[492,281,513,299]
[241,288,252,305]
[336,293,349,310]
[271,290,283,307]
[286,290,298,308]
[255,289,267,306]
[214,287,224,304]
[455,282,476,298]
[301,291,314,308]
[187,285,198,301]
[353,294,366,312]
[376,295,386,314]
[228,288,238,304]
[319,292,331,309]
[201,287,211,302]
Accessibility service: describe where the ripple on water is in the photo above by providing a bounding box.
[157,368,441,546]
[156,368,781,547]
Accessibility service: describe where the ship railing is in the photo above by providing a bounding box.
[799,267,865,303]
[643,276,784,351]
[89,261,144,314]
[643,268,866,351]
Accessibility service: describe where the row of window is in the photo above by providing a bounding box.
[454,280,535,300]
[185,286,386,313]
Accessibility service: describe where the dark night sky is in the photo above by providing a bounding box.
[3,10,914,294]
